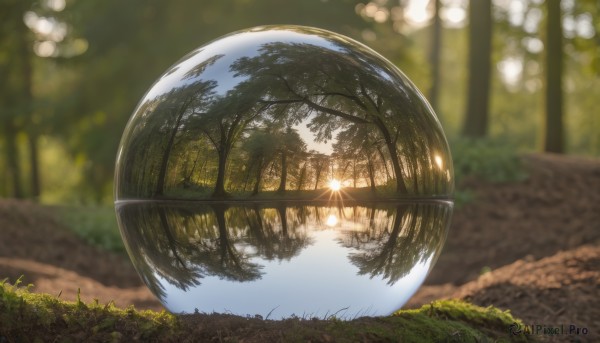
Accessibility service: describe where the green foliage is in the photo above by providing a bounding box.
[2,0,600,203]
[451,137,528,185]
[0,280,533,342]
[38,137,84,204]
[55,205,125,254]
[408,300,528,340]
[453,189,475,208]
[0,279,178,343]
[391,300,529,342]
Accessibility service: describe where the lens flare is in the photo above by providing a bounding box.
[325,214,338,227]
[329,179,342,191]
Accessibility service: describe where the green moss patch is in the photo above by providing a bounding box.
[0,280,533,342]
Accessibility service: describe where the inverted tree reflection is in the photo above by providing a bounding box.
[117,201,450,302]
[340,203,450,285]
[117,202,317,301]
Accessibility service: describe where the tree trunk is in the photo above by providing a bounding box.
[375,145,391,181]
[384,139,408,193]
[371,116,408,193]
[18,18,40,199]
[212,204,233,266]
[353,159,357,188]
[367,159,376,193]
[158,207,186,269]
[4,123,23,198]
[463,0,492,137]
[251,158,264,196]
[155,101,189,196]
[186,149,202,182]
[544,0,564,153]
[276,204,289,237]
[28,133,41,199]
[277,152,287,193]
[212,146,230,198]
[297,163,306,191]
[314,165,322,190]
[243,160,254,191]
[428,0,442,111]
[373,204,408,271]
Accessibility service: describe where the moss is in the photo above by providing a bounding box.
[391,300,528,342]
[0,281,534,342]
[0,280,178,343]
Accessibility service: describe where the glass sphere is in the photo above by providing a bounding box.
[115,25,454,319]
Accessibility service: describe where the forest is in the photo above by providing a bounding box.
[2,0,598,204]
[1,1,599,341]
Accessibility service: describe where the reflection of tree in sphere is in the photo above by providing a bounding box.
[115,25,453,201]
[114,26,454,319]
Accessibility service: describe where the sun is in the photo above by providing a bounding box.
[325,214,338,227]
[329,179,342,191]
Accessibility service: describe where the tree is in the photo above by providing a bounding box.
[333,124,385,192]
[64,0,371,202]
[276,127,306,193]
[115,78,218,199]
[239,205,312,261]
[463,0,492,137]
[428,0,443,112]
[309,152,329,191]
[344,203,451,285]
[153,57,221,196]
[230,41,419,194]
[296,157,309,191]
[119,26,453,201]
[544,0,564,153]
[117,203,203,298]
[117,202,266,297]
[185,81,276,198]
[0,0,34,199]
[245,130,277,195]
[154,93,196,197]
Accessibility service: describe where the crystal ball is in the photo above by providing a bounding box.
[115,25,454,319]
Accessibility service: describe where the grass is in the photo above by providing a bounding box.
[54,205,126,254]
[451,137,528,185]
[451,137,528,207]
[0,280,534,342]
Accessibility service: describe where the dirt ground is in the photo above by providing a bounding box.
[1,153,599,341]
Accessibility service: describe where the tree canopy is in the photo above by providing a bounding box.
[1,0,599,203]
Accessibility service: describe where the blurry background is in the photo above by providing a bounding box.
[1,0,599,205]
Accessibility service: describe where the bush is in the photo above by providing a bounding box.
[55,205,126,254]
[451,137,528,185]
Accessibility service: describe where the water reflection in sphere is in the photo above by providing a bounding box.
[115,25,454,319]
